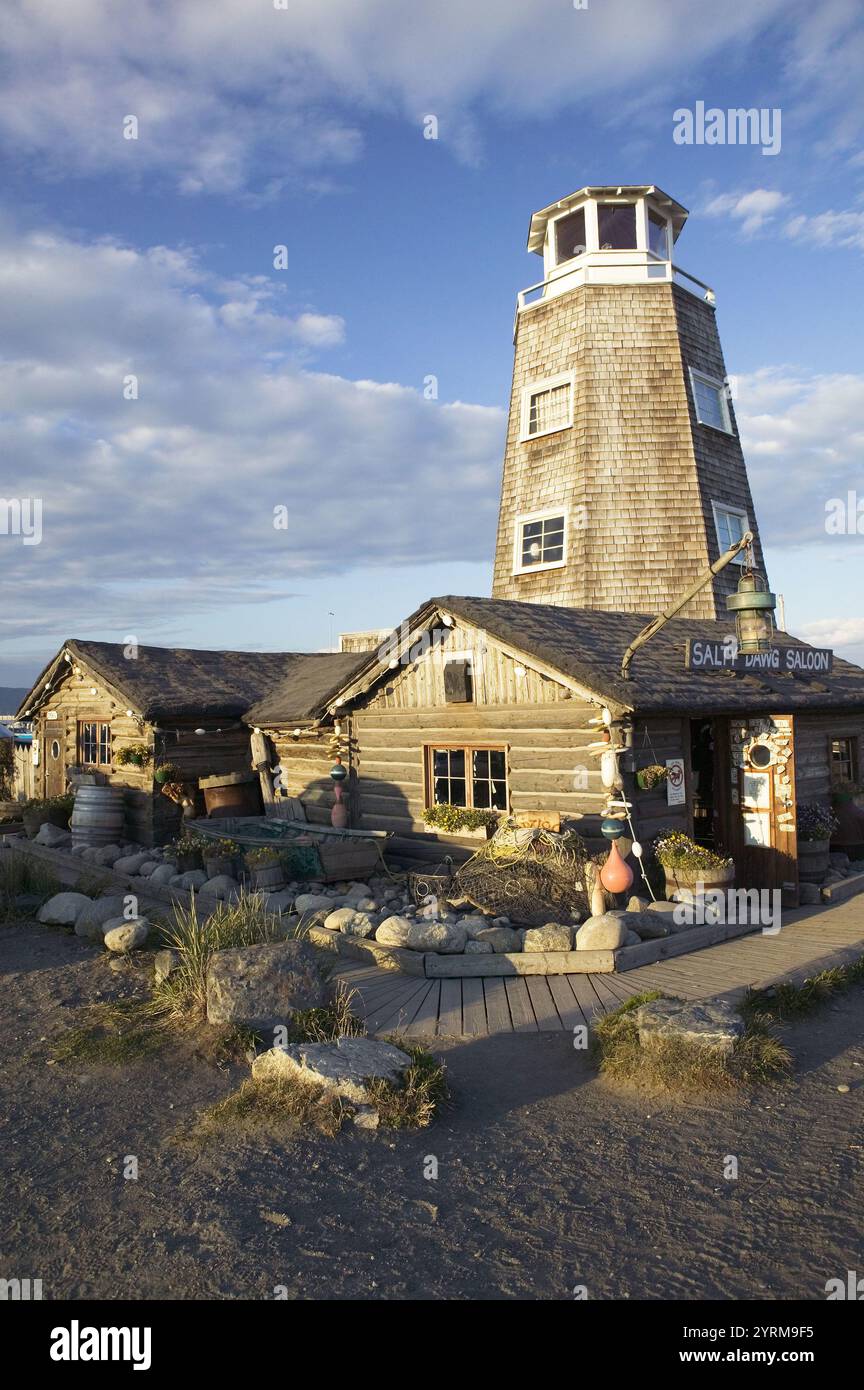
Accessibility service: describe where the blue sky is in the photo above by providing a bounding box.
[1,0,863,686]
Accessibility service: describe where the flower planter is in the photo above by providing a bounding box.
[423,822,494,840]
[797,838,831,884]
[251,863,285,891]
[636,770,667,792]
[204,855,236,879]
[661,862,736,894]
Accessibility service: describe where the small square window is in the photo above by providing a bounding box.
[831,737,858,785]
[712,502,749,564]
[515,511,567,573]
[520,375,573,440]
[597,202,636,250]
[690,369,733,433]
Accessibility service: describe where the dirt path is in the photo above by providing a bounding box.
[1,919,862,1300]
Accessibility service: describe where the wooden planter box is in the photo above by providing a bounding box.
[661,862,735,894]
[423,822,494,840]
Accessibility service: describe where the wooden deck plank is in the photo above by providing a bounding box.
[525,976,564,1031]
[371,981,436,1037]
[565,972,604,1024]
[437,978,463,1036]
[365,980,432,1035]
[483,977,513,1034]
[588,974,626,1014]
[546,974,588,1031]
[461,977,488,1036]
[403,982,442,1039]
[504,977,539,1031]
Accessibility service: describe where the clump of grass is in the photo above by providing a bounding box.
[740,955,864,1025]
[593,992,791,1092]
[73,869,111,899]
[152,892,286,1021]
[368,1041,449,1129]
[51,999,170,1065]
[279,982,364,1044]
[196,1073,348,1140]
[0,854,61,920]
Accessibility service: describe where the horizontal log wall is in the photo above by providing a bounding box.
[266,728,349,824]
[629,717,692,841]
[794,713,864,804]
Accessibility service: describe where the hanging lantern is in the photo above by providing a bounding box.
[726,567,776,654]
[599,839,634,894]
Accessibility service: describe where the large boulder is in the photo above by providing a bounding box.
[460,915,496,940]
[474,926,521,954]
[37,892,92,926]
[375,916,413,948]
[93,844,123,867]
[263,889,296,915]
[465,939,494,954]
[136,861,160,878]
[324,907,376,938]
[636,998,744,1057]
[112,852,152,875]
[575,911,638,951]
[73,895,130,940]
[522,923,572,953]
[148,863,177,886]
[406,921,467,954]
[34,823,72,848]
[252,1036,413,1105]
[197,874,241,902]
[170,870,207,891]
[103,917,151,953]
[206,940,329,1029]
[294,893,336,915]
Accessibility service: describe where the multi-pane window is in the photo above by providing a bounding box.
[554,207,587,264]
[712,502,748,565]
[597,202,636,249]
[648,208,670,258]
[518,513,566,570]
[78,721,112,767]
[428,747,508,811]
[525,380,571,437]
[831,737,858,785]
[691,369,733,433]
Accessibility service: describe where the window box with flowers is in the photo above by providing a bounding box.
[422,804,501,839]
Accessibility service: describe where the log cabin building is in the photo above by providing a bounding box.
[15,640,363,845]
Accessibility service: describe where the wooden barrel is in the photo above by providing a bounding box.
[797,839,831,884]
[70,786,126,847]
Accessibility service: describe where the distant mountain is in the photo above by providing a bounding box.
[0,687,28,716]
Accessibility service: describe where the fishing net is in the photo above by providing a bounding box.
[447,825,594,927]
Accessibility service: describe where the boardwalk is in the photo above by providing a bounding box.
[332,895,864,1039]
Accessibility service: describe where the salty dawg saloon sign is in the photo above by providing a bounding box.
[686,639,834,675]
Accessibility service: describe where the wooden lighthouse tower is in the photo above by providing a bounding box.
[491,185,767,619]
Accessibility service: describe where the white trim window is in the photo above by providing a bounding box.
[514,508,568,575]
[712,500,749,564]
[690,368,734,434]
[520,374,574,441]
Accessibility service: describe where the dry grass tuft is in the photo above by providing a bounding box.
[198,1072,348,1140]
[0,854,61,920]
[51,998,171,1065]
[152,893,287,1021]
[740,956,864,1024]
[367,1041,449,1129]
[593,993,791,1093]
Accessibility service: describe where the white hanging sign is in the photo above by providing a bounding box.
[666,758,686,805]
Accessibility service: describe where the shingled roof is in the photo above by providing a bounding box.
[18,640,364,723]
[335,595,864,717]
[244,652,369,725]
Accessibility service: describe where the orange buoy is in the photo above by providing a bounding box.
[599,837,633,894]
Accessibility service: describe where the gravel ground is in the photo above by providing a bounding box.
[1,917,862,1301]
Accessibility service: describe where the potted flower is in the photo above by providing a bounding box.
[636,764,668,791]
[171,832,208,873]
[796,803,840,883]
[422,804,500,838]
[245,846,286,890]
[653,829,735,893]
[22,793,75,838]
[115,743,152,769]
[154,762,182,786]
[203,837,240,879]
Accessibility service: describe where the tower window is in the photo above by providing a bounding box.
[520,374,573,440]
[648,209,670,258]
[554,207,587,265]
[597,202,636,250]
[711,501,749,564]
[514,509,567,574]
[690,368,734,433]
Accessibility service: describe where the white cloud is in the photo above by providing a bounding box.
[0,0,790,191]
[703,188,789,235]
[786,208,864,252]
[0,223,503,646]
[795,617,864,655]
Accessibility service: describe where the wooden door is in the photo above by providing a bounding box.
[728,714,799,907]
[44,718,66,798]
